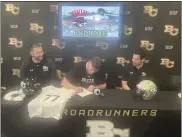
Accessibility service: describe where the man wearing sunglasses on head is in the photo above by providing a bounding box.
[61,57,106,93]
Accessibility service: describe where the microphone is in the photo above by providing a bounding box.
[93,88,105,97]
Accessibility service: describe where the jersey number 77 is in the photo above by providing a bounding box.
[43,95,61,102]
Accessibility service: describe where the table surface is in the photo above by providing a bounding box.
[2,89,181,111]
[1,89,181,137]
[67,89,181,110]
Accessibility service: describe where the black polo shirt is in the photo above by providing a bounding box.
[122,64,156,90]
[20,55,58,87]
[65,62,106,89]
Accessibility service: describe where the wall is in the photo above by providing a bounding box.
[1,2,181,89]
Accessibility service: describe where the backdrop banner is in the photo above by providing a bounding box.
[1,2,181,89]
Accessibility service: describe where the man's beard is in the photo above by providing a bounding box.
[132,62,137,66]
[133,62,142,67]
[34,56,43,62]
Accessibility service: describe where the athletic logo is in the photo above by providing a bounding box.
[30,23,44,34]
[50,5,58,12]
[164,25,179,36]
[144,6,158,17]
[12,69,20,77]
[160,58,175,68]
[52,39,66,50]
[74,56,86,63]
[87,120,130,137]
[32,9,40,13]
[124,25,132,35]
[9,38,23,48]
[130,72,133,75]
[5,4,20,15]
[96,41,108,50]
[43,66,48,71]
[141,72,146,76]
[116,57,130,66]
[20,81,26,88]
[4,91,25,101]
[140,40,154,51]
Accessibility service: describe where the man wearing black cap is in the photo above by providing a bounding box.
[61,57,106,93]
[20,43,58,87]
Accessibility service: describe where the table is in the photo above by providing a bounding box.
[1,89,181,137]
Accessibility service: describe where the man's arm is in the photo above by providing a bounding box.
[87,82,107,92]
[47,58,59,84]
[61,75,84,93]
[122,80,130,90]
[61,77,77,90]
[120,67,131,90]
[20,60,28,80]
[61,64,84,92]
[95,83,107,89]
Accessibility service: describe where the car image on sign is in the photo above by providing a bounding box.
[72,16,87,28]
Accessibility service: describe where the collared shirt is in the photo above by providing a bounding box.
[122,64,155,90]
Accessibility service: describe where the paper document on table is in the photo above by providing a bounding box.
[77,88,93,97]
[178,93,181,99]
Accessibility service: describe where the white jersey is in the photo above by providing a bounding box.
[28,86,76,120]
